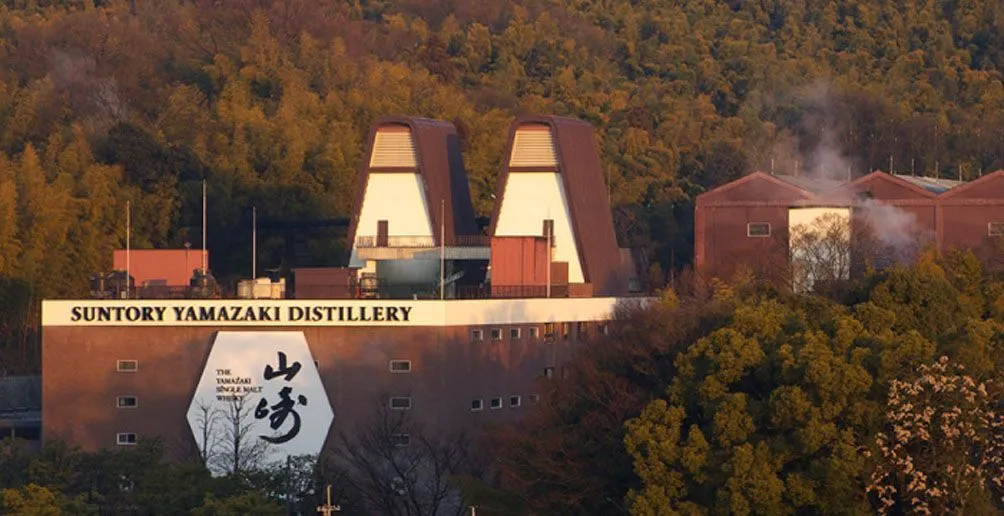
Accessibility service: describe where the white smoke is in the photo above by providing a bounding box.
[769,80,927,265]
[767,80,858,181]
[855,199,928,261]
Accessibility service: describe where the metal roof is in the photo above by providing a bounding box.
[772,174,845,194]
[893,175,964,194]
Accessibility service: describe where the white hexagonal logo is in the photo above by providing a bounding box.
[187,331,333,476]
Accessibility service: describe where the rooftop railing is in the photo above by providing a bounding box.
[354,235,492,248]
[354,234,553,248]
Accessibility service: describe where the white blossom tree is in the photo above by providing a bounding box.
[867,356,1003,514]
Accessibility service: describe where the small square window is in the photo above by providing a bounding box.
[543,367,555,379]
[389,397,412,410]
[116,396,138,409]
[389,360,412,373]
[529,394,540,404]
[747,222,771,237]
[116,433,137,446]
[509,395,521,408]
[510,328,520,340]
[490,397,502,409]
[390,434,411,447]
[116,360,138,372]
[470,399,483,412]
[989,222,1004,236]
[528,327,539,340]
[490,329,502,341]
[471,329,483,342]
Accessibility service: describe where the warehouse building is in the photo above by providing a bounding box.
[40,115,644,474]
[695,170,1004,289]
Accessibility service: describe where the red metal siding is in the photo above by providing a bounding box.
[112,250,206,287]
[701,205,790,278]
[940,205,1004,255]
[490,237,549,287]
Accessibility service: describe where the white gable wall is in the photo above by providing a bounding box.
[350,173,434,268]
[495,172,584,283]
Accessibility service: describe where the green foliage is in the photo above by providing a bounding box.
[1,484,62,515]
[191,492,284,516]
[0,437,300,515]
[620,262,1004,514]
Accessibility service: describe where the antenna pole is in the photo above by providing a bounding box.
[252,206,257,280]
[202,179,207,274]
[440,199,445,300]
[546,209,551,299]
[126,200,131,299]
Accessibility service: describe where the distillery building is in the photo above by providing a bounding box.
[695,169,1004,289]
[40,115,644,472]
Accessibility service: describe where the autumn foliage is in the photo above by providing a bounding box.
[495,251,1003,514]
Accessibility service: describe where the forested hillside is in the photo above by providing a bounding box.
[2,0,1004,368]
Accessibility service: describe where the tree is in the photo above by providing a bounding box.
[191,491,284,516]
[789,211,853,294]
[211,395,272,477]
[867,356,1004,514]
[1,483,62,515]
[333,398,487,516]
[624,294,878,514]
[493,300,730,515]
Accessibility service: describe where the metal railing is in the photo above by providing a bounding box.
[355,235,554,248]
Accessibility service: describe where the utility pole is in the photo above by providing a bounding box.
[440,199,445,300]
[316,485,340,514]
[125,200,131,299]
[202,179,208,274]
[252,206,257,281]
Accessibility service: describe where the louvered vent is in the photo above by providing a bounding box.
[369,127,417,168]
[509,125,558,168]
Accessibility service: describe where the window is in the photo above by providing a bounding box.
[490,328,502,341]
[576,322,587,339]
[471,399,484,412]
[116,396,138,409]
[389,360,412,373]
[510,328,521,340]
[509,395,521,408]
[390,434,411,447]
[528,327,540,340]
[389,397,412,410]
[544,323,555,338]
[490,397,503,409]
[529,394,540,404]
[471,329,483,342]
[562,323,570,341]
[543,367,555,379]
[597,323,609,336]
[747,222,771,237]
[989,222,1004,237]
[116,433,137,446]
[116,360,138,372]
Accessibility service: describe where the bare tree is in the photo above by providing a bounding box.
[189,398,224,468]
[211,395,272,477]
[789,212,853,293]
[332,399,487,516]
